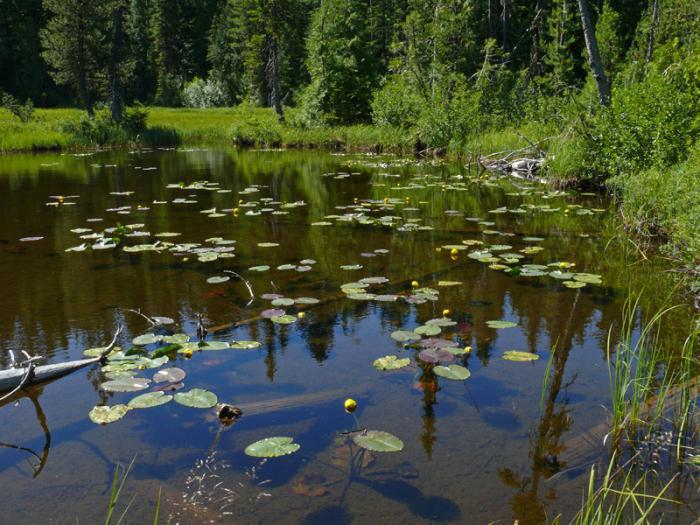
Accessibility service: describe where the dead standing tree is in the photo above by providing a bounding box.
[576,0,611,106]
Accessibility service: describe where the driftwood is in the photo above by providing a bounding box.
[557,372,700,474]
[236,382,372,417]
[0,327,121,395]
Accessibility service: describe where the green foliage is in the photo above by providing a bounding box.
[371,76,421,128]
[1,93,34,123]
[300,0,382,124]
[182,77,229,108]
[61,106,149,146]
[590,70,699,177]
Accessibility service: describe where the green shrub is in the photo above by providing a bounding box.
[1,93,34,123]
[590,70,699,177]
[371,75,421,128]
[62,106,150,146]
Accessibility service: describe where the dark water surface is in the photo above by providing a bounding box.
[0,148,693,524]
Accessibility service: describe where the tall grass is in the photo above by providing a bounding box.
[103,458,167,525]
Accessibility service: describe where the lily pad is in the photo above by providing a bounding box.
[353,431,404,453]
[174,388,218,408]
[249,265,270,272]
[271,315,296,325]
[415,324,441,336]
[271,297,295,307]
[486,320,517,329]
[231,340,262,349]
[128,391,173,409]
[153,367,186,383]
[245,436,300,458]
[132,333,163,346]
[502,350,539,362]
[433,364,471,380]
[437,281,462,287]
[162,333,190,345]
[391,330,421,342]
[295,297,320,305]
[373,355,410,370]
[207,276,230,284]
[261,308,286,319]
[89,405,130,425]
[563,280,586,289]
[101,377,151,392]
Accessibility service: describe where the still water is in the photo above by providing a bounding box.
[0,148,693,524]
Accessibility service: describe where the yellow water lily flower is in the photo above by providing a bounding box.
[344,398,357,413]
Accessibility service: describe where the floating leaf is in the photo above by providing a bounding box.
[415,324,441,336]
[261,308,286,319]
[258,242,279,248]
[419,349,454,364]
[340,264,363,270]
[502,350,539,362]
[207,276,230,284]
[271,315,296,325]
[359,276,389,285]
[249,265,270,272]
[174,388,218,408]
[89,405,129,424]
[101,377,151,392]
[563,280,586,289]
[353,431,404,453]
[486,320,517,329]
[162,333,190,345]
[295,297,320,305]
[153,367,186,383]
[271,297,295,307]
[573,273,602,285]
[433,364,471,380]
[231,340,261,349]
[391,330,421,342]
[346,293,376,301]
[373,355,410,370]
[437,281,462,287]
[128,391,173,409]
[245,436,300,458]
[132,333,163,346]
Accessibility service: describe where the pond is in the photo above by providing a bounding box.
[0,147,695,524]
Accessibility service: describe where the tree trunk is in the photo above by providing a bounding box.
[76,32,93,119]
[266,36,284,122]
[487,0,493,38]
[576,0,610,106]
[109,4,125,123]
[645,0,660,64]
[501,0,508,51]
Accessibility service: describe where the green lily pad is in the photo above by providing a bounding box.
[295,297,320,305]
[391,330,421,342]
[174,388,218,408]
[433,364,471,380]
[245,436,301,458]
[573,273,602,285]
[271,315,296,325]
[373,355,411,371]
[83,345,120,357]
[258,242,279,248]
[162,333,190,345]
[271,297,295,307]
[340,264,363,270]
[563,280,586,289]
[486,320,517,329]
[415,324,441,336]
[249,265,270,272]
[132,333,163,346]
[207,276,230,284]
[502,350,539,362]
[437,281,462,287]
[100,377,151,392]
[198,341,230,351]
[89,405,130,425]
[128,391,173,409]
[231,340,262,349]
[353,431,404,453]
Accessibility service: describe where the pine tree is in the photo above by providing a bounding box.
[301,0,383,124]
[128,0,156,103]
[41,0,110,117]
[541,0,580,92]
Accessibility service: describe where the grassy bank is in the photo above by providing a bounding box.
[2,105,699,288]
[0,106,415,154]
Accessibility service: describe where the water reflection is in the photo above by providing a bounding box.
[0,147,695,524]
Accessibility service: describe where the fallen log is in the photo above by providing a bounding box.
[0,327,121,395]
